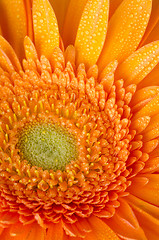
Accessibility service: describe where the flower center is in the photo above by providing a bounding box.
[17,121,77,171]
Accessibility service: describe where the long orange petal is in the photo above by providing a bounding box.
[46,222,63,240]
[24,0,34,41]
[0,48,15,73]
[0,0,27,60]
[26,222,46,240]
[133,93,159,120]
[33,0,59,59]
[142,113,159,141]
[140,0,159,46]
[109,0,123,19]
[130,116,151,134]
[105,199,147,240]
[0,36,22,72]
[138,63,159,89]
[0,223,32,240]
[130,86,159,108]
[62,0,88,47]
[86,215,120,240]
[141,157,159,173]
[98,0,152,71]
[127,194,159,240]
[75,0,109,68]
[115,41,159,86]
[50,0,70,35]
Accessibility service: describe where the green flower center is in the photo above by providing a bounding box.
[17,122,77,171]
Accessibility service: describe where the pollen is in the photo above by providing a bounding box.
[17,121,77,170]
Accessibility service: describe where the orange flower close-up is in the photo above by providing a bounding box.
[0,0,159,239]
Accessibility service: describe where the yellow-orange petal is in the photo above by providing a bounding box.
[86,215,120,240]
[109,0,123,18]
[50,0,70,34]
[130,116,151,134]
[99,60,118,92]
[140,0,159,46]
[130,86,159,109]
[62,0,88,46]
[105,199,147,240]
[64,45,76,66]
[0,48,15,73]
[33,0,59,59]
[24,36,38,61]
[24,0,34,41]
[98,0,152,71]
[141,19,159,47]
[141,113,159,142]
[0,36,22,72]
[115,41,159,86]
[0,0,27,60]
[75,0,109,68]
[133,93,159,120]
[138,63,159,89]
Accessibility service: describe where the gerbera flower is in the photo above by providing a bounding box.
[0,0,159,239]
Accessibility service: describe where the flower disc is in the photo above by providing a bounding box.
[17,121,77,170]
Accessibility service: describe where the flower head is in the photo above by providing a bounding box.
[0,0,159,239]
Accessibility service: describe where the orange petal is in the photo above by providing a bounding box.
[25,222,46,240]
[33,0,59,59]
[130,86,159,108]
[142,139,158,152]
[128,193,159,222]
[24,36,38,61]
[24,0,34,40]
[141,19,159,46]
[75,0,109,68]
[46,222,63,240]
[86,215,120,240]
[105,198,147,240]
[127,194,159,239]
[133,93,159,120]
[0,0,27,60]
[0,48,15,73]
[143,114,159,141]
[50,0,70,35]
[0,223,32,240]
[0,36,22,72]
[99,60,118,92]
[109,0,123,19]
[63,0,88,47]
[134,214,159,240]
[141,157,159,173]
[140,0,159,46]
[9,222,33,239]
[115,41,159,86]
[140,175,159,202]
[130,116,151,134]
[138,63,159,88]
[98,0,152,71]
[64,45,76,65]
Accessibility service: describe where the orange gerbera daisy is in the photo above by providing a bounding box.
[0,0,159,239]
